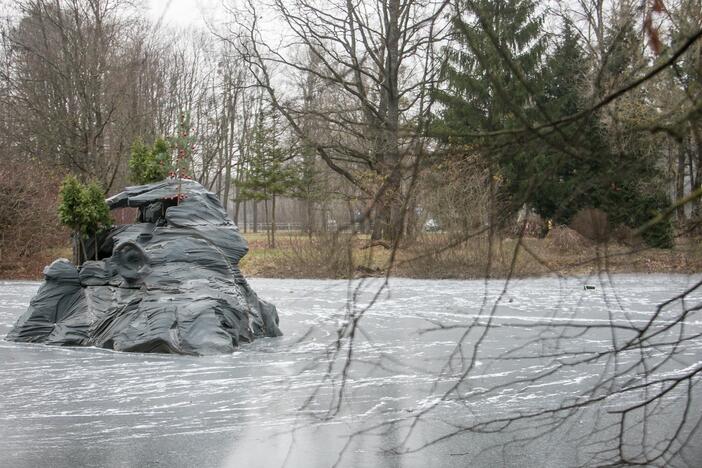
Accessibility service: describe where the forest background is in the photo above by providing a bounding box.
[1,0,702,280]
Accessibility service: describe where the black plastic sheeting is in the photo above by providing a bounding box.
[5,179,282,355]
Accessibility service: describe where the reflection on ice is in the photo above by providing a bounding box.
[1,275,701,467]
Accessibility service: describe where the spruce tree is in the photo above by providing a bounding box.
[58,176,112,263]
[524,19,609,224]
[79,182,113,260]
[434,0,545,132]
[433,0,546,220]
[435,5,672,247]
[239,107,298,248]
[128,138,171,185]
[598,12,673,247]
[528,18,671,247]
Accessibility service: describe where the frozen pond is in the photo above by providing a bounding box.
[2,275,702,467]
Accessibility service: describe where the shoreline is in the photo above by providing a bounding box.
[2,271,701,284]
[2,234,701,281]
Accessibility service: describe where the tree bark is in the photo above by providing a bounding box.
[370,0,403,243]
[692,125,702,220]
[371,170,403,242]
[253,200,258,233]
[677,144,687,224]
[264,198,270,247]
[242,199,248,233]
[306,198,314,238]
[271,195,276,249]
[72,232,80,265]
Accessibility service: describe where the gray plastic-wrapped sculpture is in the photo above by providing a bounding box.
[5,179,282,355]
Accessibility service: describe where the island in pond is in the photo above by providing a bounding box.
[6,179,282,355]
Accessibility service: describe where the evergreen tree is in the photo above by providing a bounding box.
[239,107,299,248]
[58,176,112,263]
[169,112,194,180]
[522,19,609,224]
[78,181,112,247]
[598,11,673,247]
[434,0,545,133]
[433,0,546,222]
[128,138,171,185]
[435,3,672,247]
[58,176,83,232]
[527,19,671,247]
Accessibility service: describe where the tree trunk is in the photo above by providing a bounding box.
[371,169,403,242]
[234,184,241,226]
[677,145,687,224]
[306,198,314,238]
[242,200,248,233]
[271,195,276,249]
[692,125,702,221]
[347,202,355,234]
[215,150,223,201]
[253,200,258,233]
[404,192,419,241]
[264,199,270,247]
[221,83,231,211]
[72,232,80,265]
[79,235,87,266]
[370,0,403,243]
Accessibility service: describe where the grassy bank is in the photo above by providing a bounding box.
[238,231,702,279]
[2,231,701,281]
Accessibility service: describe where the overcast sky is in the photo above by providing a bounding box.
[146,0,224,27]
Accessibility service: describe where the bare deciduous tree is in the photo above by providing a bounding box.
[229,0,449,241]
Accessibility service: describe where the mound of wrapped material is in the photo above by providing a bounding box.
[6,179,282,355]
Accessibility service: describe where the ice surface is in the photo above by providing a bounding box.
[1,275,701,467]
